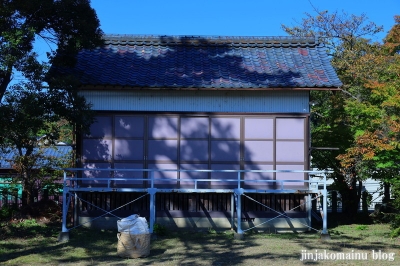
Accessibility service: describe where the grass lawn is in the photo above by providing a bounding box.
[1,219,399,265]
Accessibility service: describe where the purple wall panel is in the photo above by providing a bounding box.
[276,165,306,188]
[113,163,145,186]
[244,141,273,162]
[87,116,112,138]
[276,141,305,162]
[210,164,240,188]
[211,140,240,161]
[243,164,274,189]
[114,139,143,160]
[148,163,178,186]
[211,117,241,139]
[148,116,178,138]
[276,118,305,139]
[82,163,111,185]
[82,114,308,190]
[180,140,209,161]
[82,139,112,161]
[181,117,209,138]
[245,118,274,139]
[180,163,209,188]
[148,139,178,161]
[114,116,144,137]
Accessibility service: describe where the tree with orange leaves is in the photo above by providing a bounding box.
[338,16,400,209]
[283,11,399,216]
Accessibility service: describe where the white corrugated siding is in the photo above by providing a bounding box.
[81,90,310,113]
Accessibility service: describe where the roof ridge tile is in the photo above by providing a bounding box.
[102,34,318,47]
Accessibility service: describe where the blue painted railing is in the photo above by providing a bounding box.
[61,168,331,236]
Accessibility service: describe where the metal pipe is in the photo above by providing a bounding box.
[322,173,328,234]
[148,188,157,234]
[235,189,244,234]
[307,194,311,230]
[61,171,68,233]
[231,193,234,229]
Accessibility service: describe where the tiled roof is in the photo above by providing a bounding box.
[73,35,342,89]
[0,146,72,170]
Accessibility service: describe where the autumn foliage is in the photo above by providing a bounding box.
[283,11,400,215]
[339,19,400,181]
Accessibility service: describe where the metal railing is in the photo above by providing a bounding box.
[60,168,331,236]
[62,168,328,192]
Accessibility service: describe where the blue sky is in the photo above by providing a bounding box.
[91,0,398,42]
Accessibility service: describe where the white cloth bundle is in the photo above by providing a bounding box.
[117,214,149,234]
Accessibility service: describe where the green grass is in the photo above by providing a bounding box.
[1,220,399,265]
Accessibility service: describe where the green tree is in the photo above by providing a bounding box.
[282,9,390,215]
[338,17,400,204]
[0,0,103,99]
[0,0,103,206]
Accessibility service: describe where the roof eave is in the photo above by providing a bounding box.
[78,85,342,91]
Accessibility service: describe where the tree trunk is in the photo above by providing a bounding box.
[22,187,32,206]
[340,179,362,218]
[21,172,34,206]
[334,173,362,218]
[0,65,12,101]
[362,190,369,213]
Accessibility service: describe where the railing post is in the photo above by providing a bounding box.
[321,173,330,240]
[147,170,156,234]
[58,171,70,242]
[61,171,68,232]
[234,188,244,239]
[148,188,157,234]
[74,192,78,227]
[231,193,235,229]
[307,193,312,229]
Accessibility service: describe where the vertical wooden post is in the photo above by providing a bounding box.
[331,191,337,214]
[362,191,369,213]
[383,183,390,203]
